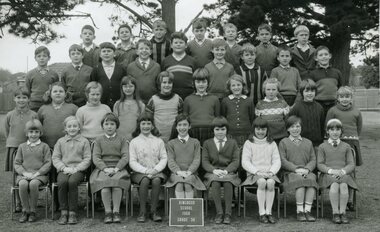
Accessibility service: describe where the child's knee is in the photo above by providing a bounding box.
[101,188,111,193]
[266,179,275,191]
[256,178,267,190]
[184,183,193,192]
[330,183,339,193]
[340,183,349,194]
[18,179,29,190]
[152,177,161,186]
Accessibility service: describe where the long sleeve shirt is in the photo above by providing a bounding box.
[14,142,51,175]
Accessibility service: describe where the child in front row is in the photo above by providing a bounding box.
[90,113,130,224]
[317,119,358,224]
[146,71,183,143]
[165,114,206,198]
[129,112,167,223]
[241,117,281,224]
[270,45,302,107]
[183,68,220,145]
[255,78,289,144]
[202,116,240,225]
[14,119,51,223]
[52,116,91,225]
[25,46,59,111]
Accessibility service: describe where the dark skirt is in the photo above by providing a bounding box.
[5,147,17,172]
[282,172,318,191]
[90,169,131,193]
[131,172,167,184]
[318,173,358,190]
[342,139,362,166]
[165,173,206,190]
[16,175,48,185]
[241,174,281,186]
[203,172,241,188]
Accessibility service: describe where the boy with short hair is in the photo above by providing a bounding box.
[223,23,242,70]
[25,46,59,112]
[255,24,278,77]
[115,24,137,69]
[291,25,316,80]
[236,43,267,105]
[150,20,172,65]
[90,42,127,109]
[186,18,213,68]
[205,38,235,100]
[61,44,93,107]
[80,25,100,68]
[310,45,343,115]
[270,45,302,106]
[161,32,197,100]
[127,38,161,104]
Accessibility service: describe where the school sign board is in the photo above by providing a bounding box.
[169,198,204,227]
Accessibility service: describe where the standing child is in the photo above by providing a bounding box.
[317,119,358,224]
[165,114,206,198]
[25,46,59,111]
[129,113,167,222]
[289,79,325,147]
[62,44,93,107]
[255,78,289,144]
[113,76,145,141]
[290,25,316,80]
[150,20,172,65]
[236,43,267,105]
[115,24,137,69]
[76,82,111,142]
[146,71,183,143]
[270,45,302,107]
[80,25,100,68]
[38,82,78,149]
[279,116,317,222]
[186,18,213,68]
[221,74,254,147]
[255,24,278,76]
[4,88,37,212]
[90,42,127,109]
[183,68,220,145]
[14,119,51,223]
[202,116,240,225]
[90,113,130,223]
[127,38,160,104]
[241,117,281,224]
[223,23,242,70]
[310,46,343,115]
[162,32,197,100]
[52,116,91,225]
[205,38,235,100]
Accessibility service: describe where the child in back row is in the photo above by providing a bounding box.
[205,38,235,100]
[127,38,160,104]
[61,44,93,107]
[236,43,267,105]
[150,20,172,65]
[223,23,242,70]
[80,25,100,68]
[146,71,183,143]
[113,76,145,141]
[162,32,197,100]
[14,119,51,223]
[115,24,137,69]
[255,24,278,77]
[25,46,59,112]
[270,45,302,107]
[183,68,220,144]
[186,18,213,68]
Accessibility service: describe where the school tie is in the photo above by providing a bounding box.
[333,141,338,147]
[75,65,80,71]
[180,139,186,144]
[218,139,224,151]
[141,62,146,70]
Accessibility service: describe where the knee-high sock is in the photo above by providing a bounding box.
[112,188,122,213]
[339,184,349,214]
[175,183,185,198]
[101,188,112,213]
[184,184,194,199]
[256,179,266,216]
[265,180,275,215]
[329,183,340,214]
[305,187,315,212]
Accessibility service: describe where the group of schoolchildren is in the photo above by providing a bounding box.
[4,17,363,226]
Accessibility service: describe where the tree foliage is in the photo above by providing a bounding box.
[359,54,379,88]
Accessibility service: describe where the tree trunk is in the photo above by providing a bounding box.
[330,31,351,86]
[162,0,176,35]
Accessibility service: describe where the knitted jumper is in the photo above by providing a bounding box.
[14,142,51,175]
[186,39,213,68]
[279,137,316,172]
[221,95,254,135]
[76,103,111,140]
[310,65,343,101]
[290,45,316,80]
[202,138,240,173]
[317,141,355,174]
[270,66,301,96]
[183,93,220,127]
[255,42,278,76]
[167,137,201,173]
[5,108,37,147]
[205,61,235,99]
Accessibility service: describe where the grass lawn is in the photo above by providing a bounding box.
[0,112,379,232]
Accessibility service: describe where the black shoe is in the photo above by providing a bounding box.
[214,213,223,224]
[305,212,316,222]
[112,212,121,223]
[332,214,341,224]
[68,212,78,224]
[259,215,268,224]
[340,214,350,224]
[19,212,28,223]
[28,212,36,222]
[151,212,162,222]
[267,214,276,224]
[137,212,146,223]
[347,202,355,211]
[223,214,231,224]
[297,212,307,222]
[104,213,113,224]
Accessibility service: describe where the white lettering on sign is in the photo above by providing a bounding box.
[179,200,195,205]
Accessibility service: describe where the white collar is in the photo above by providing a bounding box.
[289,135,302,141]
[280,64,291,69]
[72,63,83,68]
[328,138,341,146]
[214,137,227,143]
[264,97,279,102]
[27,139,41,147]
[105,133,116,139]
[139,58,150,66]
[195,92,208,96]
[245,63,255,69]
[228,94,247,100]
[178,135,189,142]
[102,61,115,67]
[172,53,186,61]
[195,38,206,45]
